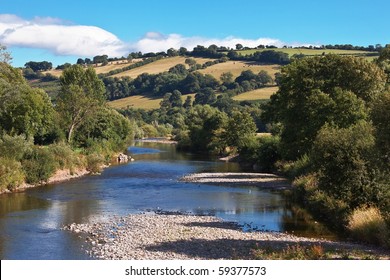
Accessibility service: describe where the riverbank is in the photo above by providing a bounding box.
[64,213,389,260]
[0,168,90,195]
[136,138,178,144]
[181,172,291,190]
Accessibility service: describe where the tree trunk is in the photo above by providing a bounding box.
[67,123,75,143]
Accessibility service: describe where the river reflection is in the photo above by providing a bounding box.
[0,142,335,259]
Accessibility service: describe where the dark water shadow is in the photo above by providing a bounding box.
[145,237,388,260]
[183,221,241,231]
[145,238,335,259]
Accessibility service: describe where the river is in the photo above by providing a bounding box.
[0,141,334,259]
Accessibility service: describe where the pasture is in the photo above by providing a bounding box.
[111,57,212,79]
[109,93,196,110]
[232,86,278,101]
[198,61,281,80]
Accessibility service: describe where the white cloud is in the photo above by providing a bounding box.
[0,14,315,60]
[0,14,127,57]
[130,32,288,53]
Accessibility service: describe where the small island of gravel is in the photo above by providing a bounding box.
[64,213,389,260]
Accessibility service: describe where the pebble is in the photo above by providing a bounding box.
[63,213,389,260]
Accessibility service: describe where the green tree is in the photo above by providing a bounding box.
[263,55,386,159]
[185,105,228,153]
[220,72,233,85]
[169,90,183,108]
[74,107,133,151]
[311,122,377,209]
[224,109,257,149]
[24,61,53,71]
[257,70,273,86]
[56,65,106,143]
[0,63,55,141]
[194,87,216,105]
[371,91,390,162]
[183,95,193,109]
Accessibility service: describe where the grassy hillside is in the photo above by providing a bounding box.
[232,86,278,101]
[199,61,280,80]
[111,57,211,78]
[109,93,197,110]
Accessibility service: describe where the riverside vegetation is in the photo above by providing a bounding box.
[1,43,390,256]
[0,52,133,193]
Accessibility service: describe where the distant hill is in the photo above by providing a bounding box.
[28,48,379,109]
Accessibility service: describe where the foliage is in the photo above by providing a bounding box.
[0,134,33,161]
[56,65,106,143]
[348,207,389,247]
[263,55,386,159]
[310,122,376,209]
[0,157,24,191]
[86,153,105,174]
[184,105,228,153]
[371,91,390,162]
[0,62,56,142]
[74,107,133,151]
[24,61,53,72]
[48,142,81,171]
[22,146,56,184]
[224,109,257,149]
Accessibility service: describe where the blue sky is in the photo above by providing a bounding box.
[1,0,389,67]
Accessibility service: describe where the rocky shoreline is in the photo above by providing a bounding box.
[0,168,90,195]
[63,213,389,260]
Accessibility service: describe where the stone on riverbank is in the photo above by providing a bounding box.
[63,213,388,260]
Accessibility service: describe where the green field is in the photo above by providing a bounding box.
[109,93,196,110]
[232,86,278,101]
[111,57,212,79]
[199,61,280,80]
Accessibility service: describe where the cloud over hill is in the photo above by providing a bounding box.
[0,14,310,58]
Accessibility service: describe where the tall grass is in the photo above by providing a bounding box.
[348,207,389,247]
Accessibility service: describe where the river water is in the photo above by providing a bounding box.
[0,142,334,259]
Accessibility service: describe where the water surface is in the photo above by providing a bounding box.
[0,142,333,259]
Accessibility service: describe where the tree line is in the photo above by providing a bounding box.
[1,61,133,191]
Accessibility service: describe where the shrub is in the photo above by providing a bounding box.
[48,142,80,171]
[86,153,105,174]
[0,134,33,161]
[251,244,327,260]
[0,157,24,191]
[276,154,311,178]
[255,136,281,172]
[311,122,376,208]
[293,174,349,230]
[348,207,389,247]
[22,146,56,184]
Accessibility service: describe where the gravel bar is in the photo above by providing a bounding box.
[181,172,291,190]
[63,213,388,260]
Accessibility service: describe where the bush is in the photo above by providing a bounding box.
[48,142,81,172]
[311,122,376,208]
[277,154,312,179]
[0,134,33,161]
[0,157,24,191]
[293,174,349,230]
[22,146,56,184]
[255,136,281,172]
[348,207,389,247]
[86,153,105,174]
